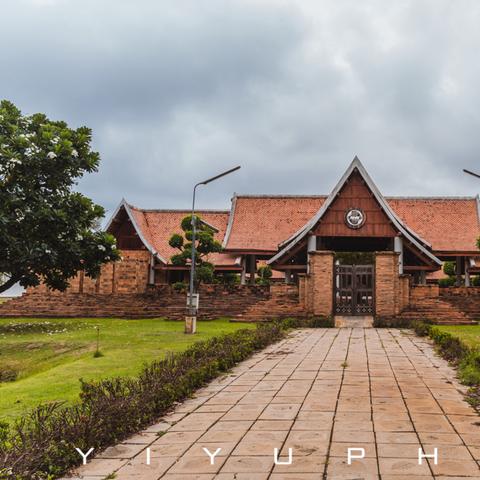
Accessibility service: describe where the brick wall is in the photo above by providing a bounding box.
[439,287,480,320]
[29,250,151,296]
[307,251,334,316]
[398,274,411,312]
[375,252,401,316]
[298,274,307,309]
[0,283,304,321]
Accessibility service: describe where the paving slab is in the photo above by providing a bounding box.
[67,328,480,479]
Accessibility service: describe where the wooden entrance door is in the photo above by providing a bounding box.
[334,265,374,315]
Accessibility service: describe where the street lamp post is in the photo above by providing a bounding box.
[185,165,241,334]
[463,169,480,179]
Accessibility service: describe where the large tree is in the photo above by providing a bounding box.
[0,100,119,293]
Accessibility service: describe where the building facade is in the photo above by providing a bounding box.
[5,157,478,322]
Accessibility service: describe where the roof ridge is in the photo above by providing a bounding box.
[234,194,328,198]
[386,196,477,200]
[139,208,230,213]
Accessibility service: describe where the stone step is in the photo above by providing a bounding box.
[334,315,374,328]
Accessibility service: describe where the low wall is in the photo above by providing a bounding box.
[440,287,480,320]
[410,284,439,301]
[440,287,480,297]
[0,284,304,321]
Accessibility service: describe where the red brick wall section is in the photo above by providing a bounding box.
[0,284,304,321]
[398,275,411,312]
[375,252,401,316]
[410,284,439,300]
[114,251,150,293]
[298,274,307,309]
[439,287,480,320]
[308,251,334,316]
[27,250,151,296]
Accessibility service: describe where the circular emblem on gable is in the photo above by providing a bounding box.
[345,208,366,229]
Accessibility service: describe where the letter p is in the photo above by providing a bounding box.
[348,447,365,465]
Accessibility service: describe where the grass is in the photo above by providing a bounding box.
[0,317,254,421]
[434,325,480,349]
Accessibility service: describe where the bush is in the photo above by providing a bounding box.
[256,265,272,286]
[471,276,480,287]
[411,320,433,337]
[0,319,299,479]
[171,281,187,292]
[373,317,413,328]
[413,321,480,388]
[0,368,18,383]
[216,272,240,286]
[443,261,456,277]
[438,277,456,288]
[279,317,333,329]
[459,351,480,385]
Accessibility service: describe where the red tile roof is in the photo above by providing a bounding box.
[223,195,480,255]
[224,196,327,252]
[112,193,479,266]
[386,197,480,253]
[127,206,238,266]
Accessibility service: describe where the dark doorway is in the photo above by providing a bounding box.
[334,264,375,316]
[318,236,393,252]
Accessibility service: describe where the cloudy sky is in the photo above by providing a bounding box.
[1,0,480,219]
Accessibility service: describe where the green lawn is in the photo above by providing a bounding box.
[435,325,480,349]
[0,317,254,421]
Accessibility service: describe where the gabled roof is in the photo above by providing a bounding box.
[387,196,480,253]
[105,160,479,267]
[267,157,443,266]
[105,200,239,266]
[222,195,327,252]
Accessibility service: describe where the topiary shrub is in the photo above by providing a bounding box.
[443,261,456,277]
[256,265,272,286]
[438,277,456,288]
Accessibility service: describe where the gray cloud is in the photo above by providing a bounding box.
[1,0,479,220]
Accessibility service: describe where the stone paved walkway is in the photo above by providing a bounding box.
[67,328,480,479]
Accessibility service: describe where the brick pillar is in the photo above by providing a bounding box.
[298,273,306,309]
[375,252,401,316]
[308,251,334,317]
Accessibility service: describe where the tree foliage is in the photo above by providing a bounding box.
[168,215,222,285]
[0,100,119,293]
[443,261,456,277]
[256,265,273,285]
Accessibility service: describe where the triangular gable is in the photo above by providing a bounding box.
[268,157,442,266]
[105,199,167,263]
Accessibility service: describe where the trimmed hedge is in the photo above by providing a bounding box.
[0,318,326,479]
[373,317,413,328]
[412,321,480,386]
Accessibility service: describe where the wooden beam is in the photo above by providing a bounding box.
[274,264,307,271]
[403,265,437,272]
